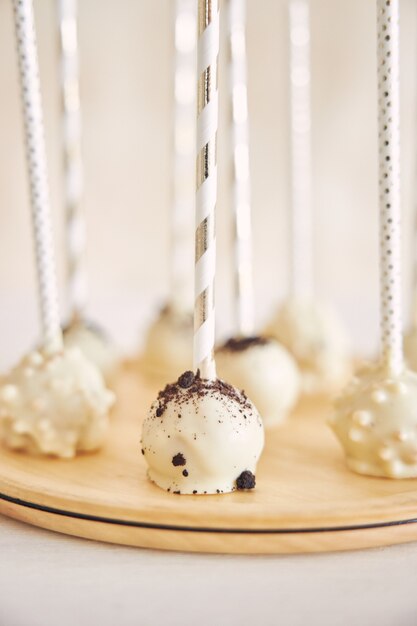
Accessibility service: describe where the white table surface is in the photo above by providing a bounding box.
[1,513,417,626]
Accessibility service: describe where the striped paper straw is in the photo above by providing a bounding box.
[376,0,403,374]
[227,0,254,337]
[13,0,63,354]
[194,0,219,379]
[58,0,87,320]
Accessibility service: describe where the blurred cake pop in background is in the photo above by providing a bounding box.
[57,0,118,384]
[141,0,195,381]
[266,0,351,395]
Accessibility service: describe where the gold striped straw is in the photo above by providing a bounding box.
[194,0,219,379]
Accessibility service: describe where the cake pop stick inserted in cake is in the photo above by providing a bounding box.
[377,0,403,376]
[58,0,87,320]
[194,0,219,379]
[227,0,253,337]
[289,0,313,299]
[170,0,196,313]
[13,0,63,354]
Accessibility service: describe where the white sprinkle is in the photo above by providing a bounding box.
[0,384,19,403]
[379,447,394,461]
[348,428,363,442]
[371,389,388,404]
[352,410,373,427]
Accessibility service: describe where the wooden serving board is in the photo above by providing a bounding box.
[1,363,417,554]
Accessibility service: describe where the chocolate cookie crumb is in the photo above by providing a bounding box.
[236,470,256,490]
[182,469,189,477]
[193,490,197,494]
[156,406,164,417]
[178,370,195,388]
[141,448,145,455]
[172,453,186,466]
[220,336,268,352]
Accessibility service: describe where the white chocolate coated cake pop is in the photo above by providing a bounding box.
[141,370,264,494]
[0,346,114,458]
[266,299,351,394]
[63,318,119,384]
[216,336,300,426]
[329,364,417,478]
[142,305,193,381]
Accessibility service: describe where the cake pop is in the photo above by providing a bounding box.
[216,336,299,426]
[216,0,300,425]
[0,347,114,458]
[266,298,350,394]
[330,0,416,478]
[142,304,193,381]
[2,0,113,457]
[266,0,350,394]
[58,0,118,383]
[141,370,264,493]
[142,0,264,494]
[142,0,195,380]
[63,317,119,384]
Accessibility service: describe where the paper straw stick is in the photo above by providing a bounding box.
[226,0,254,337]
[58,0,87,320]
[194,0,219,379]
[377,0,403,374]
[288,0,313,299]
[170,0,196,313]
[13,0,63,354]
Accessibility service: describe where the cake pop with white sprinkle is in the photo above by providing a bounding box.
[1,0,113,458]
[0,347,114,458]
[58,0,118,384]
[330,0,417,478]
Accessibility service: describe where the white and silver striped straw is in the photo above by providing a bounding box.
[170,0,196,313]
[13,0,63,354]
[376,0,403,375]
[194,0,219,379]
[289,0,313,299]
[227,0,254,337]
[58,0,87,320]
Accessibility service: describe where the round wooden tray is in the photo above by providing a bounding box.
[1,363,417,554]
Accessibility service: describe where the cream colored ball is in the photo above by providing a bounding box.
[0,347,114,458]
[266,298,351,394]
[216,336,300,426]
[63,319,118,385]
[141,370,264,494]
[142,305,193,381]
[329,363,417,478]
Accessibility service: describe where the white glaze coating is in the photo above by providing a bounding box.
[266,298,351,394]
[0,347,114,458]
[142,306,193,381]
[63,319,118,384]
[403,328,417,373]
[216,338,300,426]
[329,363,417,478]
[141,374,264,494]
